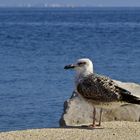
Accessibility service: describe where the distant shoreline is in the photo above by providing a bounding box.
[0,6,140,10]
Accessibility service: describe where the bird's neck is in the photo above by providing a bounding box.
[75,70,93,86]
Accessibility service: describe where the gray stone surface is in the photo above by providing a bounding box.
[59,81,140,127]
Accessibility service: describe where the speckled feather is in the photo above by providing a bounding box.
[77,74,131,103]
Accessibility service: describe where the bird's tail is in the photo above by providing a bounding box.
[116,86,140,105]
[120,92,140,105]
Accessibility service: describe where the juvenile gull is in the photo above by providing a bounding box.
[64,58,140,128]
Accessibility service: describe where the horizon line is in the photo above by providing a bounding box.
[0,6,140,8]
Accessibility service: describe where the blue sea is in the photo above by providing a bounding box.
[0,7,140,132]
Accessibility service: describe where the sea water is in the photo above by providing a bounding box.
[0,7,140,131]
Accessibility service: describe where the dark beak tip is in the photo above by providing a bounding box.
[64,64,75,70]
[64,66,68,69]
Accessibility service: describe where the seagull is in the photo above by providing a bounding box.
[64,58,140,128]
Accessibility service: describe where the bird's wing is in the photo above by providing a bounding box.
[116,86,140,104]
[77,74,130,102]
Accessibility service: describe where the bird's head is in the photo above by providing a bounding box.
[64,58,93,76]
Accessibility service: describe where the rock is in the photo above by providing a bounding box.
[59,81,140,127]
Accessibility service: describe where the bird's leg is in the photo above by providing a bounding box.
[88,106,96,128]
[98,108,103,126]
[92,107,96,127]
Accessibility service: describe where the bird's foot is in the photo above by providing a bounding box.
[88,124,96,128]
[81,124,101,129]
[95,124,101,127]
[89,123,102,127]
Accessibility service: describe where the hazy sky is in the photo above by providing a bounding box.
[0,0,140,7]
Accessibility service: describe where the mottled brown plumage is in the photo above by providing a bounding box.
[77,74,140,106]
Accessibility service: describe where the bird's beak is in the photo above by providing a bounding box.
[64,64,76,70]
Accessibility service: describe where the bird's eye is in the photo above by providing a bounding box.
[77,62,86,66]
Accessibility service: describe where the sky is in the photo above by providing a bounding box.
[0,0,140,7]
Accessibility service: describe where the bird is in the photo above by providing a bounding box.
[64,58,140,128]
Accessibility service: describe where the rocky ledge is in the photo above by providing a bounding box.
[59,80,140,127]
